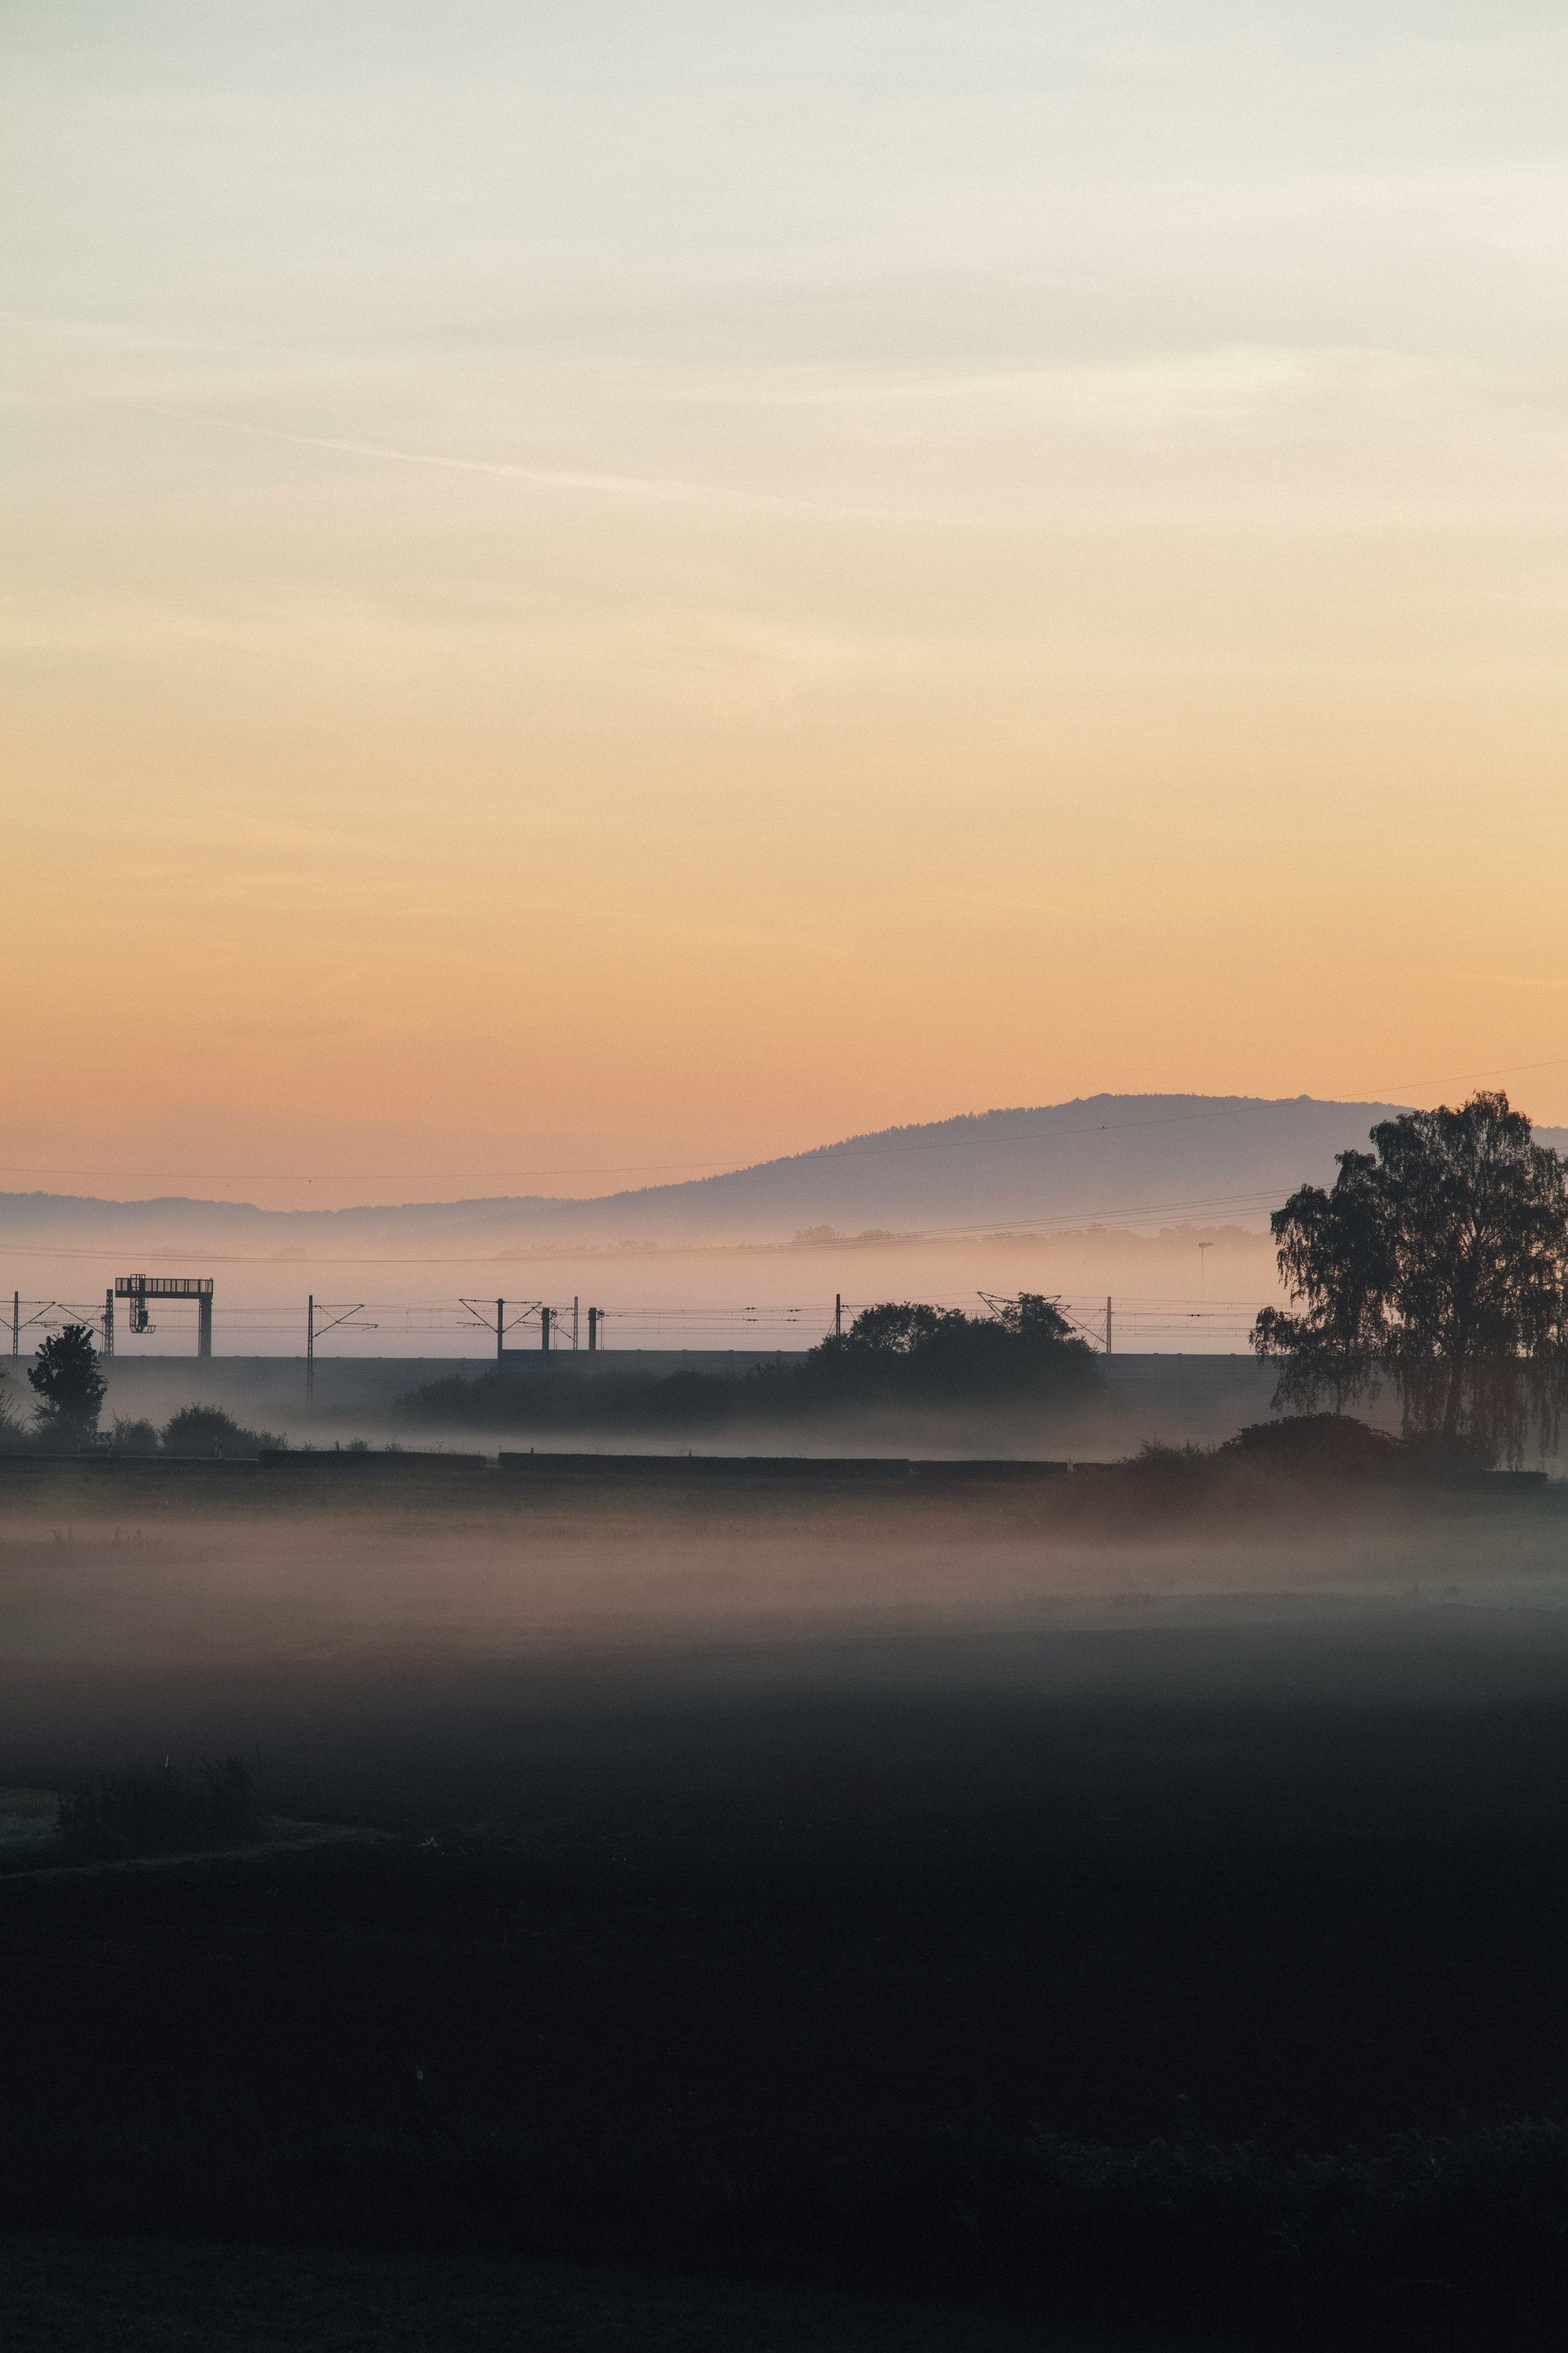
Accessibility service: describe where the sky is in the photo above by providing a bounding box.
[6,1,1568,1209]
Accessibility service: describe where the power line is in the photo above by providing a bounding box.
[3,1289,1280,1361]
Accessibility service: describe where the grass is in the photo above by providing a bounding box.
[1,2103,1564,2345]
[7,1781,1568,2346]
[6,1483,1568,2346]
[54,1758,263,1862]
[0,1790,60,1861]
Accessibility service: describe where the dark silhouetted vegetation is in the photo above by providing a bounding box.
[1044,1413,1539,1530]
[110,1414,161,1455]
[27,1322,107,1446]
[159,1404,287,1458]
[1254,1141,1389,1417]
[5,2099,1568,2348]
[9,1728,1568,2348]
[0,1399,288,1460]
[804,1291,1096,1403]
[54,1757,263,1862]
[399,1294,1100,1437]
[1255,1091,1568,1464]
[1222,1410,1426,1477]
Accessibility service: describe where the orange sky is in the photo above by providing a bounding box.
[7,5,1568,1207]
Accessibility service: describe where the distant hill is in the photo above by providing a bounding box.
[9,1094,1561,1254]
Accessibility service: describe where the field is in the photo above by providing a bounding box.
[3,1465,1568,2347]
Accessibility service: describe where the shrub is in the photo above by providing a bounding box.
[110,1415,161,1455]
[1124,1418,1418,1493]
[160,1405,286,1458]
[1223,1412,1408,1472]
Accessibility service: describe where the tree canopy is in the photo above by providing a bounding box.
[1253,1092,1568,1464]
[807,1291,1098,1400]
[27,1323,108,1445]
[158,1404,282,1458]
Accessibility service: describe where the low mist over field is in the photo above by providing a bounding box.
[8,1378,1568,2348]
[5,1473,1565,1783]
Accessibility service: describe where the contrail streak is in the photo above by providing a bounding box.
[126,402,698,500]
[122,401,952,528]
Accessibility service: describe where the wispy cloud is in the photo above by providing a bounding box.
[121,401,959,530]
[126,401,700,501]
[679,343,1464,430]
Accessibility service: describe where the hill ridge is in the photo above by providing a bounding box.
[11,1093,1562,1248]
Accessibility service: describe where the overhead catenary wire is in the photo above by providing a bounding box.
[3,1291,1282,1361]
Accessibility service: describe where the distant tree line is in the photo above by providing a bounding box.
[401,1292,1102,1435]
[1253,1091,1568,1466]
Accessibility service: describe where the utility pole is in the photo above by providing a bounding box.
[496,1298,504,1362]
[1106,1295,1113,1356]
[572,1296,579,1351]
[540,1305,552,1353]
[587,1306,598,1353]
[834,1293,842,1338]
[304,1300,368,1407]
[13,1290,20,1361]
[103,1289,114,1357]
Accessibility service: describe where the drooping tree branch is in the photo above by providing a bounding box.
[1253,1094,1568,1465]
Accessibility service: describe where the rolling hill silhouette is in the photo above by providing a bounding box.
[9,1094,1561,1252]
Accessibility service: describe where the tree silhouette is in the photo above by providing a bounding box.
[28,1323,107,1445]
[1254,1092,1568,1464]
[1252,1149,1389,1418]
[829,1301,957,1357]
[809,1293,1096,1400]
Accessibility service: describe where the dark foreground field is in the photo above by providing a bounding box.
[3,1469,1568,2347]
